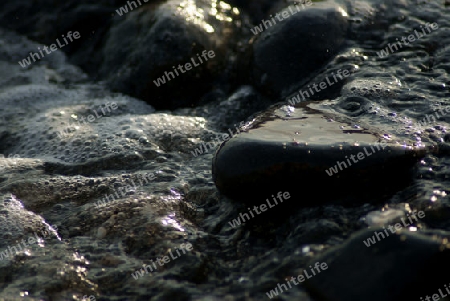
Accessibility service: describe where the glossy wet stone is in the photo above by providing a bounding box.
[304,228,450,301]
[212,102,427,204]
[100,0,242,110]
[249,0,348,98]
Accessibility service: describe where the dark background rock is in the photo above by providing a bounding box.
[99,0,241,110]
[249,1,349,99]
[305,228,450,301]
[0,0,126,75]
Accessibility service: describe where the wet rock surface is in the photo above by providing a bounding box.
[0,0,450,300]
[212,101,427,204]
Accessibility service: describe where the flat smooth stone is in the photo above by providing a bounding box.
[212,102,427,205]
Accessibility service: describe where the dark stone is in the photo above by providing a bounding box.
[99,0,241,110]
[249,1,349,98]
[0,0,120,75]
[304,228,450,301]
[212,102,426,205]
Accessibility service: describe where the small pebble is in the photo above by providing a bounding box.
[97,227,107,239]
